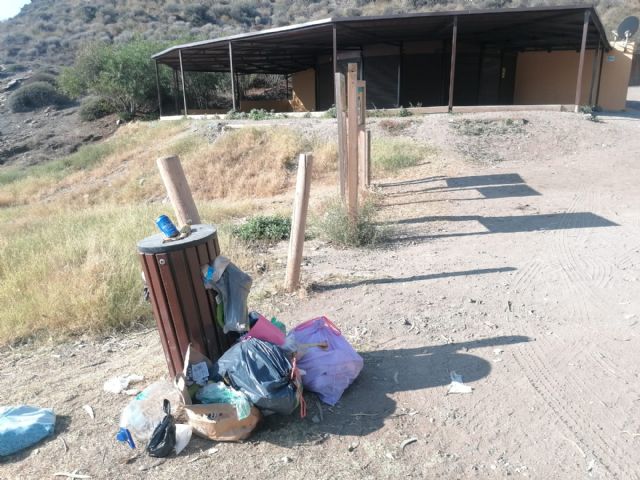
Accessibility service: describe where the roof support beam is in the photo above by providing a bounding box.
[229,42,237,111]
[574,9,590,112]
[448,16,458,112]
[333,24,338,106]
[154,60,163,117]
[178,49,188,116]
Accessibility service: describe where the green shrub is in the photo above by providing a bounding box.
[7,81,70,112]
[26,71,58,86]
[398,106,411,117]
[2,63,27,73]
[372,138,431,172]
[318,198,383,247]
[79,96,114,121]
[233,215,291,242]
[324,105,336,118]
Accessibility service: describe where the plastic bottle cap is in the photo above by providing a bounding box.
[116,427,136,449]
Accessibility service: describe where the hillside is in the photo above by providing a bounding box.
[1,0,639,68]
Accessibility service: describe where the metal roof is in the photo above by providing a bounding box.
[153,6,610,74]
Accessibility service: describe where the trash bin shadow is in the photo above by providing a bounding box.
[0,414,72,465]
[256,335,530,446]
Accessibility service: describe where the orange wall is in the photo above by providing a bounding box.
[514,44,634,110]
[291,68,316,111]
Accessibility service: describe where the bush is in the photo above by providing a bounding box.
[25,71,57,85]
[324,105,337,118]
[233,215,291,242]
[7,81,70,112]
[318,198,383,247]
[372,138,430,172]
[398,106,411,117]
[79,96,114,121]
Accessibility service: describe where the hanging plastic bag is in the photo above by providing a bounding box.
[289,316,363,406]
[195,382,251,420]
[147,400,176,458]
[214,338,302,416]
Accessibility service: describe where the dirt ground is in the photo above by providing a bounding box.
[1,107,640,479]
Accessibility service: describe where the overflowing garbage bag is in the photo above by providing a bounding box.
[117,380,184,445]
[0,406,56,456]
[289,316,363,406]
[214,338,302,416]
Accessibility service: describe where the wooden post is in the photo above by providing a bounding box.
[335,72,347,200]
[229,42,237,111]
[448,16,458,112]
[285,153,313,292]
[154,60,163,117]
[357,80,368,191]
[595,43,605,107]
[178,49,188,117]
[346,63,359,224]
[172,69,179,114]
[157,155,201,227]
[574,10,591,112]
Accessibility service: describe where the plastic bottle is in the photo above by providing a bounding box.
[116,380,183,446]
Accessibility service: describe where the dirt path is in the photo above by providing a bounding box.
[2,111,640,479]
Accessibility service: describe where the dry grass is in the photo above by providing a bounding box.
[0,120,342,346]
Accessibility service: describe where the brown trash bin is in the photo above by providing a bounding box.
[137,224,232,377]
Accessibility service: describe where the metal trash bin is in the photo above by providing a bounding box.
[137,224,232,376]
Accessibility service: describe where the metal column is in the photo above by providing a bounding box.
[229,42,237,111]
[448,17,458,112]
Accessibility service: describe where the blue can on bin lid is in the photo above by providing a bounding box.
[155,214,179,238]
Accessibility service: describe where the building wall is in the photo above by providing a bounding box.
[514,43,634,110]
[291,68,316,111]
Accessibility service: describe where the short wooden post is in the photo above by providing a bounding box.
[574,10,590,112]
[346,63,359,224]
[285,153,313,292]
[335,72,347,200]
[157,155,201,227]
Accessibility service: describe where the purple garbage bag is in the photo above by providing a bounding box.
[290,317,363,405]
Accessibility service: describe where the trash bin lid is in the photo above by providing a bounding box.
[137,224,217,254]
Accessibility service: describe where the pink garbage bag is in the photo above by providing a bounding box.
[290,316,363,405]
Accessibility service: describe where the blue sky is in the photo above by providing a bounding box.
[0,0,30,21]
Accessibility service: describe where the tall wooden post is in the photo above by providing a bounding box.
[335,72,347,200]
[285,153,313,292]
[178,49,188,117]
[229,42,237,111]
[357,79,369,191]
[346,63,359,223]
[172,69,179,114]
[157,155,201,227]
[448,16,458,112]
[574,10,591,112]
[155,60,163,117]
[595,43,605,107]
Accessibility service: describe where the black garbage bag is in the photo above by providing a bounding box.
[147,399,176,458]
[214,338,299,415]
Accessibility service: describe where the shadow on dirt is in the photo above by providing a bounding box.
[312,267,517,292]
[250,335,530,447]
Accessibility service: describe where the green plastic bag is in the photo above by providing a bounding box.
[195,382,251,420]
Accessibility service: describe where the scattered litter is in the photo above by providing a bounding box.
[348,441,359,452]
[586,458,596,472]
[393,372,399,384]
[400,437,418,451]
[484,321,497,329]
[447,372,473,394]
[53,472,91,479]
[282,456,293,463]
[174,424,192,455]
[493,348,503,355]
[103,375,144,395]
[0,406,56,456]
[82,405,95,421]
[622,430,640,438]
[507,301,513,312]
[60,437,68,453]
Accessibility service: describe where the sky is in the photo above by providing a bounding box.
[0,0,30,21]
